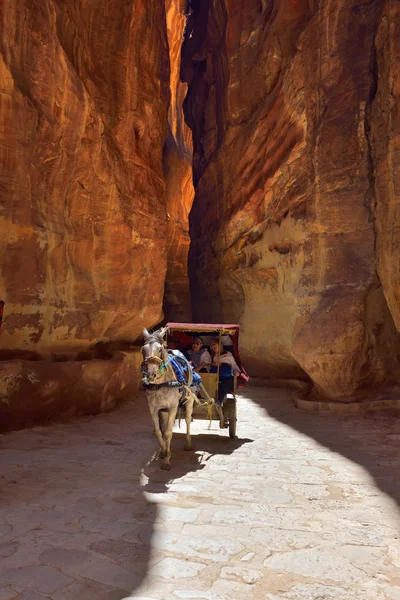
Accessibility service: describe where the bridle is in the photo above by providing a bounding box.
[142,345,171,374]
[141,341,179,388]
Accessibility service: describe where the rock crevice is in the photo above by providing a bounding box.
[183,0,400,400]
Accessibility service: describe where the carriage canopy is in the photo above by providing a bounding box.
[165,322,249,386]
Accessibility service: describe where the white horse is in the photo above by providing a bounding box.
[141,327,196,470]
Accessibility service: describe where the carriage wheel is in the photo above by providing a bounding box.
[228,400,237,438]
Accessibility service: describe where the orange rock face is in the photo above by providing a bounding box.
[0,1,172,429]
[0,0,170,358]
[183,0,400,399]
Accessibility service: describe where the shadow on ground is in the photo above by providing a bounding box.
[247,385,400,510]
[0,394,253,599]
[0,399,158,599]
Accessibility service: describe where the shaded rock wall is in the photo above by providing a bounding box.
[0,0,170,359]
[0,349,142,432]
[183,0,400,399]
[372,2,400,333]
[163,0,194,322]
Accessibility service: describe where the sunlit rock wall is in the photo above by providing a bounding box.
[183,0,400,400]
[0,0,169,359]
[0,1,170,428]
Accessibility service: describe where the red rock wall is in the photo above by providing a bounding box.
[0,1,171,429]
[373,2,400,333]
[0,0,170,359]
[0,350,142,433]
[163,0,194,322]
[183,0,400,399]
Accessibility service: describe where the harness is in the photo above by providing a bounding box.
[142,345,214,427]
[141,354,183,390]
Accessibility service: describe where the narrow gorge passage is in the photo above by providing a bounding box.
[1,2,400,599]
[1,0,400,430]
[0,386,399,599]
[179,0,400,405]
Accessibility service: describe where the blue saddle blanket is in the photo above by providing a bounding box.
[168,350,202,389]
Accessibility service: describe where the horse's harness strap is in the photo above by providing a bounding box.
[143,355,163,364]
[142,347,189,390]
[143,353,172,376]
[143,381,183,391]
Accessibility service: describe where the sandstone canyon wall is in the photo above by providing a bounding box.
[163,0,194,322]
[0,1,171,429]
[1,0,400,431]
[183,0,400,401]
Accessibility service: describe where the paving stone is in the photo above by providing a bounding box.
[148,531,244,562]
[149,557,206,579]
[0,566,72,594]
[0,543,18,559]
[265,583,352,600]
[80,517,135,537]
[39,547,93,575]
[160,506,200,523]
[181,524,235,537]
[220,566,263,584]
[81,561,141,593]
[212,508,280,526]
[173,591,224,599]
[89,537,162,575]
[52,579,127,600]
[0,587,19,600]
[212,578,254,600]
[18,592,49,600]
[121,597,156,600]
[264,548,365,583]
[241,552,256,562]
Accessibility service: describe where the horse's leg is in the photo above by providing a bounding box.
[149,405,166,458]
[184,396,194,451]
[160,408,177,470]
[158,410,169,458]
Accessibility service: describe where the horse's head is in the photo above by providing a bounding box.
[142,327,167,383]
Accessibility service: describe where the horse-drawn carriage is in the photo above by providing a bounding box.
[141,323,248,469]
[165,322,248,438]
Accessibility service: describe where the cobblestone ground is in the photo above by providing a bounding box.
[0,386,399,600]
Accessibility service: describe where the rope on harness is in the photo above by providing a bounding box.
[158,355,173,376]
[181,384,200,406]
[177,384,201,429]
[197,383,215,429]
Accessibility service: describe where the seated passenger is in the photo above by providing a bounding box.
[188,336,211,373]
[209,338,241,405]
[221,334,234,353]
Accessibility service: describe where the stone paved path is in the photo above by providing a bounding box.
[0,385,399,600]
